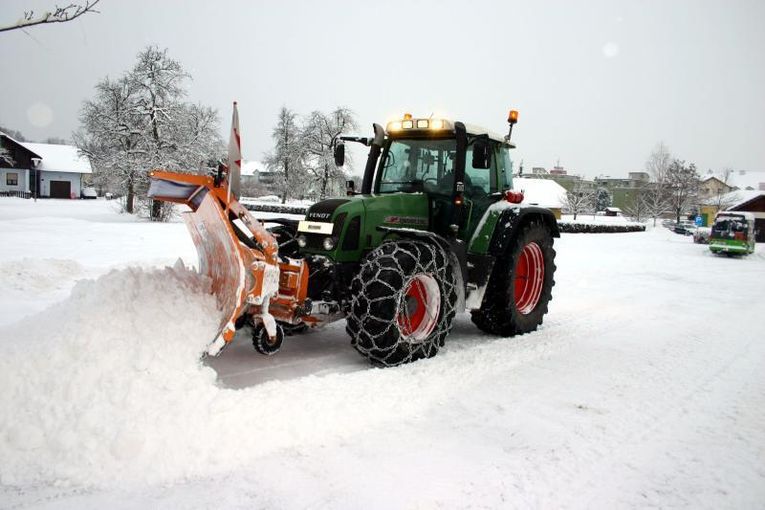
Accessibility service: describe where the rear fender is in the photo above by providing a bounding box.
[488,206,559,257]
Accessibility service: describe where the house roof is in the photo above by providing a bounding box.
[241,159,267,176]
[723,170,765,191]
[715,189,765,210]
[701,175,730,186]
[513,177,567,208]
[20,141,92,174]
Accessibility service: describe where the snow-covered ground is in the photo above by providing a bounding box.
[1,198,764,509]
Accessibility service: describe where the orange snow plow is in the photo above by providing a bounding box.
[148,170,310,356]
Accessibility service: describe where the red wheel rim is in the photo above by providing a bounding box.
[396,274,441,342]
[513,242,544,315]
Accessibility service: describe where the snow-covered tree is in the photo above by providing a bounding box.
[595,187,612,212]
[75,75,144,212]
[263,107,306,203]
[666,159,700,223]
[302,107,357,200]
[563,180,595,220]
[75,46,222,219]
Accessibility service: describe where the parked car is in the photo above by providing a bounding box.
[81,187,98,199]
[673,222,696,235]
[693,226,711,244]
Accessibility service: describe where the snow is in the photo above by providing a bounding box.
[513,177,567,209]
[19,142,93,174]
[1,198,764,508]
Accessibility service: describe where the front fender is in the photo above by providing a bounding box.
[377,226,466,311]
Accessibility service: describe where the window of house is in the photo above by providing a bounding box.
[6,172,18,186]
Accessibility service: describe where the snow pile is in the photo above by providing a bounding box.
[0,262,220,486]
[0,261,461,488]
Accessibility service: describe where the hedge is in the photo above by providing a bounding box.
[557,223,646,234]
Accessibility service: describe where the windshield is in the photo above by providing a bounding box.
[377,138,456,194]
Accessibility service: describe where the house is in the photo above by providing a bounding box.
[699,176,734,201]
[0,132,93,198]
[513,177,567,219]
[605,207,622,217]
[240,159,281,196]
[594,172,654,209]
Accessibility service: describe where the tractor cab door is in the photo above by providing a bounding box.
[457,140,502,241]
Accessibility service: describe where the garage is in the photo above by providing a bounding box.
[49,180,72,199]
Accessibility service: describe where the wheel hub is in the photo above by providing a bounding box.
[396,274,441,342]
[513,241,545,315]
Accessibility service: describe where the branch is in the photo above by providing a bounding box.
[0,1,100,33]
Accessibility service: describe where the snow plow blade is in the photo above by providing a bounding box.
[184,192,250,356]
[147,170,308,356]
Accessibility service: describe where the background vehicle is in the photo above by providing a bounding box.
[673,221,696,236]
[148,110,559,366]
[709,211,756,255]
[81,187,98,199]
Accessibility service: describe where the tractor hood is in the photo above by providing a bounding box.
[299,193,430,261]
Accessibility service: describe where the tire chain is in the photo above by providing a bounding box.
[347,241,458,366]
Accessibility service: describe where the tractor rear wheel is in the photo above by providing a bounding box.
[347,240,458,366]
[471,220,556,336]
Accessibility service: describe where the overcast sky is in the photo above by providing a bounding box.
[1,0,764,178]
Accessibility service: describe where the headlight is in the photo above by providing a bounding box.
[296,235,307,248]
[322,237,336,250]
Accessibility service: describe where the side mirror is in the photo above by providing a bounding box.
[334,142,345,167]
[472,136,491,169]
[346,179,356,195]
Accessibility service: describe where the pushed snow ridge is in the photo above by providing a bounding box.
[0,263,221,486]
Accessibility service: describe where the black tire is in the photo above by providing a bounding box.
[471,220,556,336]
[252,323,284,355]
[346,240,458,366]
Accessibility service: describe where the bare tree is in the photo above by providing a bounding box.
[0,1,100,33]
[640,182,668,226]
[645,141,671,183]
[263,107,306,203]
[708,167,737,212]
[0,126,27,141]
[642,142,672,226]
[622,187,648,222]
[666,159,700,223]
[302,107,357,200]
[562,180,595,220]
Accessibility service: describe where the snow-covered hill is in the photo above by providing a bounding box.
[0,198,763,509]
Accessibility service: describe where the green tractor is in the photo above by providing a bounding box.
[149,110,559,366]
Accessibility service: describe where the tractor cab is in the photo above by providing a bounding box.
[374,116,516,240]
[332,112,519,245]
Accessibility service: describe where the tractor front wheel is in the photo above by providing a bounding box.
[347,241,458,366]
[252,323,284,355]
[471,220,556,336]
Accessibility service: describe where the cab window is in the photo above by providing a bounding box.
[464,141,497,196]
